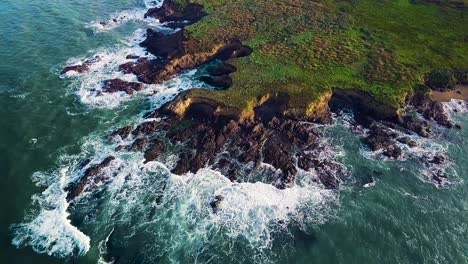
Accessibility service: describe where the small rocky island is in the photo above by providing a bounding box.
[64,0,468,202]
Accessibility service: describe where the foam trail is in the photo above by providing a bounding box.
[62,28,175,109]
[63,25,202,109]
[87,6,165,33]
[90,159,339,262]
[11,168,90,258]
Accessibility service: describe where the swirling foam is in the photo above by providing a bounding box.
[10,168,90,258]
[87,0,164,32]
[62,27,206,109]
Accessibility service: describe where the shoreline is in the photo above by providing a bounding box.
[431,85,468,102]
[61,0,467,198]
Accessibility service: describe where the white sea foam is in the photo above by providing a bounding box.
[24,124,341,261]
[209,173,336,247]
[91,159,338,260]
[63,25,203,109]
[144,0,164,9]
[11,168,91,258]
[443,99,468,116]
[87,4,166,33]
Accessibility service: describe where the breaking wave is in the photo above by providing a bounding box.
[443,99,468,117]
[10,168,91,258]
[87,0,164,32]
[12,0,467,262]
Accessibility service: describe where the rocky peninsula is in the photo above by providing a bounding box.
[64,0,468,201]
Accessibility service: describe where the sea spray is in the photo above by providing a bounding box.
[10,168,91,258]
[443,99,468,117]
[62,29,206,109]
[87,0,164,32]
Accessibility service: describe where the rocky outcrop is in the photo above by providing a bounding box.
[66,156,116,201]
[98,92,345,190]
[329,88,400,121]
[109,125,133,140]
[116,0,252,86]
[61,56,101,75]
[144,139,165,163]
[140,29,185,59]
[120,30,251,85]
[199,75,232,89]
[410,85,454,128]
[61,0,465,202]
[210,195,224,213]
[144,1,205,28]
[102,79,144,94]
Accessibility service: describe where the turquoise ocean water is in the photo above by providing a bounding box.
[0,1,467,263]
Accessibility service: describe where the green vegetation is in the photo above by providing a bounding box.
[181,0,468,111]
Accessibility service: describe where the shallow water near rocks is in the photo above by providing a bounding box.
[1,1,467,263]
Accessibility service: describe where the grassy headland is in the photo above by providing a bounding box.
[173,0,467,114]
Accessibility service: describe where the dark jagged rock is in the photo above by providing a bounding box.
[364,125,397,151]
[200,75,232,89]
[122,34,251,85]
[400,115,432,137]
[208,63,237,76]
[61,64,89,74]
[66,156,116,201]
[99,92,343,189]
[132,121,161,136]
[409,86,453,128]
[262,134,297,189]
[329,88,399,121]
[61,56,100,74]
[109,126,133,140]
[210,195,224,213]
[144,1,205,28]
[140,29,185,59]
[397,137,418,147]
[127,138,149,151]
[431,155,448,165]
[126,54,140,59]
[383,145,403,159]
[363,124,402,159]
[431,170,449,186]
[119,58,169,84]
[144,139,165,162]
[102,79,144,95]
[84,156,116,178]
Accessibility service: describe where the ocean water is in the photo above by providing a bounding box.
[0,1,467,263]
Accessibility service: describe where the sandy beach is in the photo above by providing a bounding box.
[431,85,468,102]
